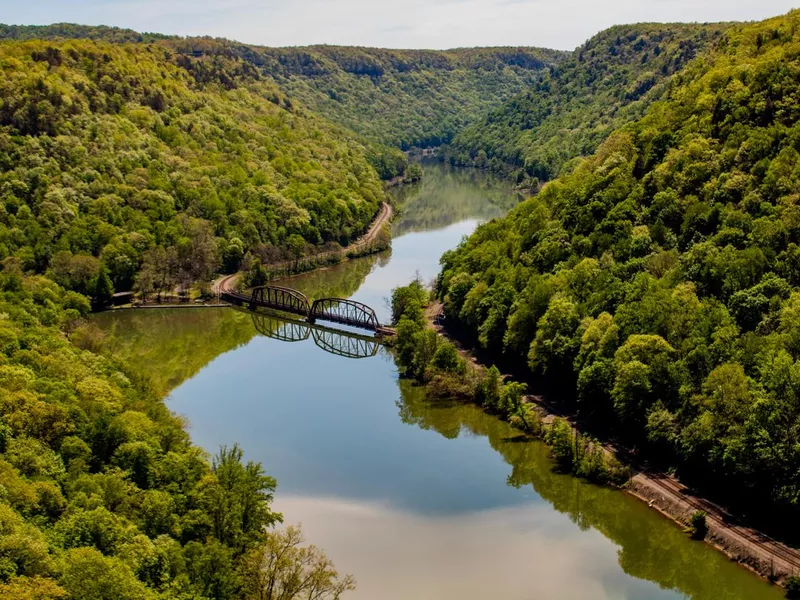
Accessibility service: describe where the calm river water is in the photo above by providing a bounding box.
[94,163,781,600]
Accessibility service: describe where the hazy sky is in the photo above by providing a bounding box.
[5,1,800,50]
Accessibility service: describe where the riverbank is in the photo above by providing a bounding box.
[424,302,800,588]
[94,161,783,600]
[97,201,395,312]
[216,202,394,296]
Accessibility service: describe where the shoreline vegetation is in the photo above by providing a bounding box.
[391,279,628,485]
[390,279,800,592]
[239,201,395,292]
[0,266,356,599]
[411,9,800,596]
[5,8,800,600]
[119,201,395,308]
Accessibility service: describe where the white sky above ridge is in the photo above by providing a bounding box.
[4,1,800,50]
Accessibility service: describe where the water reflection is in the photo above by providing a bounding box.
[389,160,524,237]
[276,250,388,304]
[93,162,783,600]
[276,495,676,600]
[395,384,782,600]
[251,312,381,360]
[91,307,257,395]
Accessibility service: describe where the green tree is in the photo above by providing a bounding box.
[476,366,502,412]
[528,295,581,379]
[59,548,154,600]
[690,510,708,540]
[500,381,530,428]
[199,445,280,552]
[239,525,355,600]
[430,343,464,375]
[91,265,114,311]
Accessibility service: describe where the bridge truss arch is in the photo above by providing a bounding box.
[312,328,380,359]
[250,286,310,317]
[310,298,380,331]
[251,314,311,343]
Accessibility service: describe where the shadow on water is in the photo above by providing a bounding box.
[91,307,258,396]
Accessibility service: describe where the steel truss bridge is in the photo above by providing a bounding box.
[250,313,381,360]
[222,285,392,334]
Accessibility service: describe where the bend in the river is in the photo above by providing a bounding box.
[94,162,782,600]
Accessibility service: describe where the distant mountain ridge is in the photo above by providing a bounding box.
[444,22,733,184]
[0,23,569,150]
[0,22,173,43]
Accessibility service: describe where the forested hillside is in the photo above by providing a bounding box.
[0,39,391,301]
[0,25,568,152]
[235,45,569,149]
[0,37,372,598]
[0,23,171,43]
[437,9,800,524]
[0,271,286,597]
[444,23,731,185]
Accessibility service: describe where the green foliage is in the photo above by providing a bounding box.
[230,45,568,150]
[0,26,569,153]
[59,547,154,600]
[445,23,731,182]
[403,163,424,184]
[391,278,427,325]
[201,444,279,552]
[475,366,503,412]
[0,39,386,295]
[785,575,800,599]
[546,418,576,469]
[0,273,286,597]
[430,344,464,375]
[690,510,709,540]
[438,9,800,517]
[391,280,619,484]
[0,24,172,43]
[91,265,114,310]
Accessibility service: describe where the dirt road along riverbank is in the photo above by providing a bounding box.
[215,202,394,296]
[425,301,800,586]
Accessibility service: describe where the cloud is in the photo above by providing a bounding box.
[273,494,639,600]
[6,1,799,50]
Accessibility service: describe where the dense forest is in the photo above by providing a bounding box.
[0,25,568,152]
[6,8,800,598]
[239,45,568,150]
[0,271,279,597]
[0,39,397,303]
[444,23,731,186]
[437,9,800,526]
[0,25,564,599]
[0,24,172,44]
[0,34,377,597]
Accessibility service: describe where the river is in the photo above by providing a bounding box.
[93,162,782,600]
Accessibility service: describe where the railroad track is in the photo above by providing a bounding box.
[643,473,800,572]
[216,273,239,294]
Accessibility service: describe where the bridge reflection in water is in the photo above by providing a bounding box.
[223,285,392,334]
[250,313,381,360]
